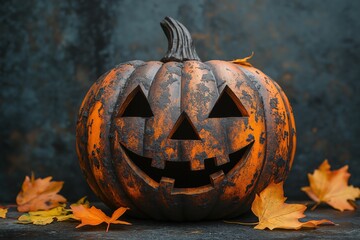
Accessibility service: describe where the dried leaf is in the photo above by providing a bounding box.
[17,197,94,225]
[16,173,67,212]
[72,196,90,208]
[18,205,73,225]
[231,52,254,67]
[251,182,334,230]
[0,208,8,219]
[18,214,54,225]
[67,196,90,221]
[71,204,131,232]
[302,160,360,211]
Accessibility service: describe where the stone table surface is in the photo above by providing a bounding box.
[0,202,359,240]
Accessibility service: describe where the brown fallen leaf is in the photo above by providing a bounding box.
[71,204,131,232]
[230,52,254,67]
[0,208,8,219]
[16,173,67,212]
[302,159,360,211]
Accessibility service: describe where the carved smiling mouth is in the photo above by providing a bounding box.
[120,141,254,189]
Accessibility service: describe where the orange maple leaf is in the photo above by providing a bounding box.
[302,159,360,211]
[71,204,131,232]
[251,182,334,230]
[16,173,67,212]
[230,52,254,67]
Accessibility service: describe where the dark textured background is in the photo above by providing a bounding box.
[1,0,359,203]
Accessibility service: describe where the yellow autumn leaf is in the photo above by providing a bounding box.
[231,52,254,67]
[71,196,90,208]
[18,205,73,225]
[18,214,55,225]
[302,159,360,211]
[0,208,8,219]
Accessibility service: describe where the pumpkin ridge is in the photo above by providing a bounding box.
[98,63,152,217]
[271,80,296,178]
[80,63,147,216]
[144,61,185,220]
[141,62,171,220]
[77,67,128,209]
[112,61,165,219]
[202,61,267,218]
[230,64,271,207]
[102,61,153,218]
[202,62,227,220]
[236,65,294,192]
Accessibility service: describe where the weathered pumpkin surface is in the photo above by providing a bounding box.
[76,17,296,221]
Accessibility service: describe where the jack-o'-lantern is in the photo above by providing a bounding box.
[76,17,296,221]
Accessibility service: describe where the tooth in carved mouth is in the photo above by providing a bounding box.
[120,141,254,189]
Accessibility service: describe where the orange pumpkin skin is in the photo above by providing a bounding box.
[76,17,296,221]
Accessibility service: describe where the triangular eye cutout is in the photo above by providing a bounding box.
[118,86,154,118]
[208,86,249,118]
[168,112,200,140]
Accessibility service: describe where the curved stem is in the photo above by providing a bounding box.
[160,16,200,62]
[311,202,320,211]
[223,220,259,226]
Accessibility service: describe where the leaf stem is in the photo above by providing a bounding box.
[0,204,17,208]
[311,202,320,211]
[223,220,259,226]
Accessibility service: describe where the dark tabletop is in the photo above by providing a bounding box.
[1,202,359,240]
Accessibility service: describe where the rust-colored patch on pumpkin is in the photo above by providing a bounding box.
[102,68,119,87]
[87,101,104,162]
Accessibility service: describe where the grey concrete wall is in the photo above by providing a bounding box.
[1,0,359,202]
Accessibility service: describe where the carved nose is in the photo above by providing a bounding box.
[168,112,200,140]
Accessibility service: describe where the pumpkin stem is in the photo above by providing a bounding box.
[160,17,201,62]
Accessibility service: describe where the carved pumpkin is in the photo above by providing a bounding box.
[76,17,296,221]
